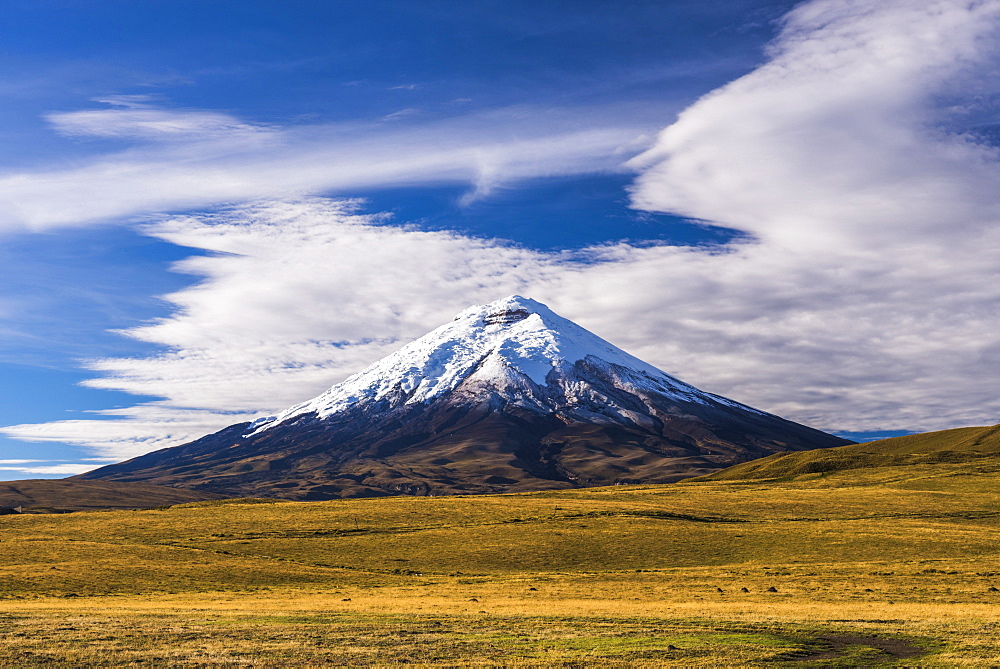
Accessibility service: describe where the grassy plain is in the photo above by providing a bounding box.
[2,459,1000,665]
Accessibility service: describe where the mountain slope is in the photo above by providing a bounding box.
[693,424,1000,482]
[78,296,850,498]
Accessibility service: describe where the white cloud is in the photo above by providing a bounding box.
[628,0,1000,251]
[0,463,99,476]
[48,108,272,142]
[0,102,653,232]
[1,198,557,460]
[380,107,421,121]
[614,0,1000,426]
[4,406,260,462]
[93,95,157,108]
[5,0,1000,462]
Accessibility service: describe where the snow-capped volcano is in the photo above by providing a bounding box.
[250,295,761,434]
[79,296,850,499]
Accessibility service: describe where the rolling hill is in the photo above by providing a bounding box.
[693,423,1000,482]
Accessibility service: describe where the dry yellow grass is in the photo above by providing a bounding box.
[2,463,1000,665]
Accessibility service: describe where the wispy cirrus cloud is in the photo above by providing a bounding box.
[47,96,274,142]
[4,406,261,462]
[0,462,99,475]
[0,100,657,232]
[380,108,421,121]
[5,0,1000,462]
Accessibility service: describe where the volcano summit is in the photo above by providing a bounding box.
[79,296,849,498]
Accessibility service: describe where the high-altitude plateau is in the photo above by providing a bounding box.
[79,296,849,498]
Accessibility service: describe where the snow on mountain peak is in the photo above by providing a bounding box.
[250,295,760,434]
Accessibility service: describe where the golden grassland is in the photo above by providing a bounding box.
[3,459,1000,665]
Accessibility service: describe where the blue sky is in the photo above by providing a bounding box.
[2,0,998,479]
